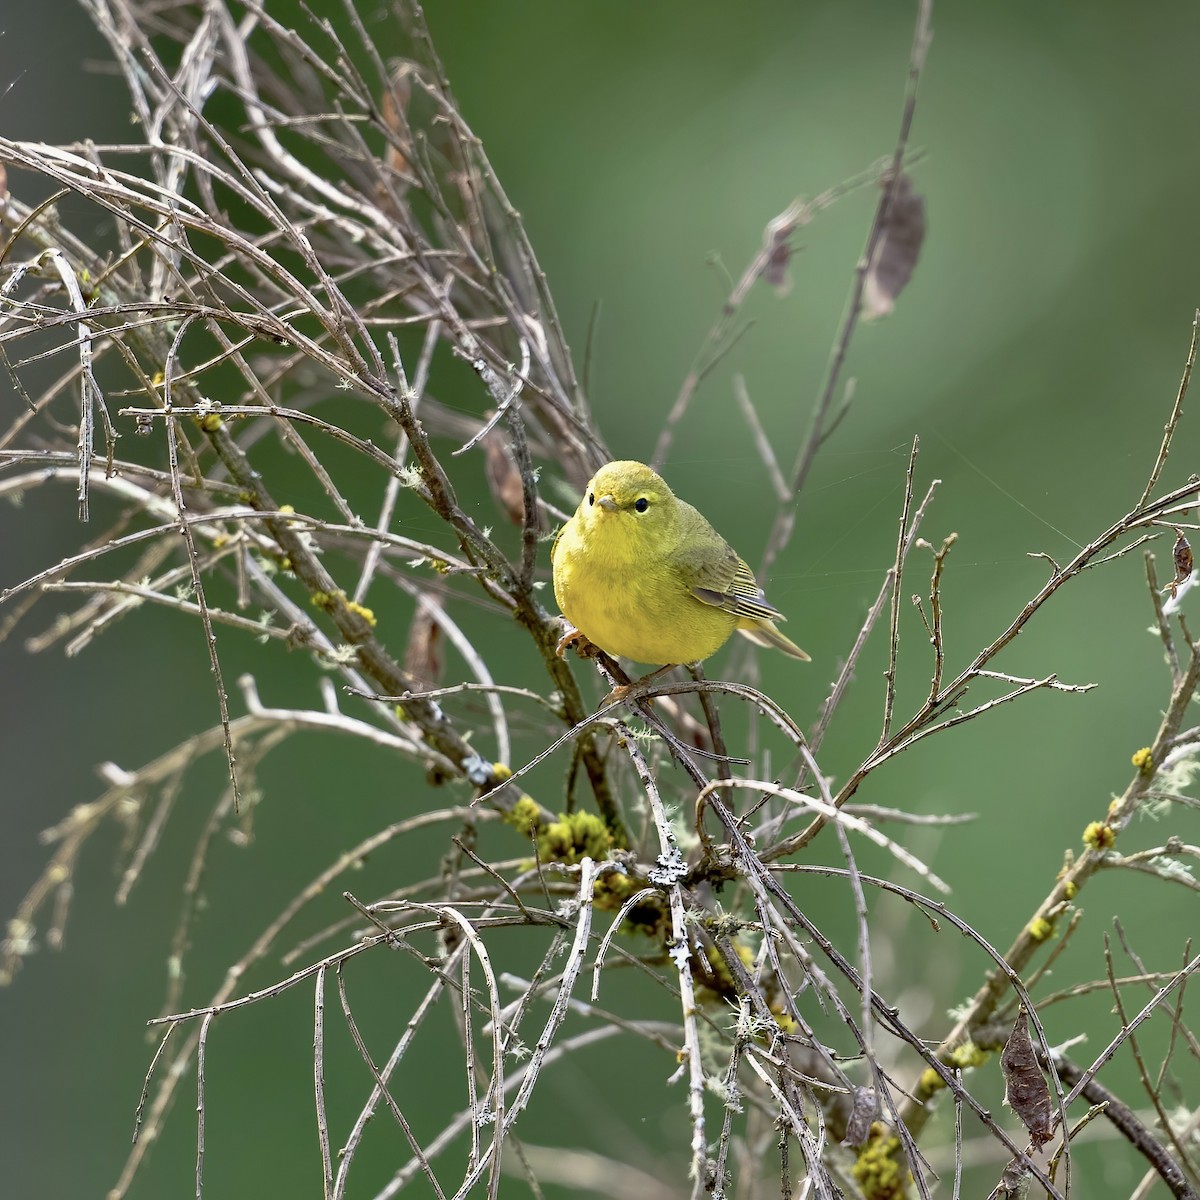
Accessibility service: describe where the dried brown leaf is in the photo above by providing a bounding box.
[863,172,926,320]
[380,60,417,179]
[403,594,444,693]
[1165,527,1195,597]
[760,216,797,297]
[1000,1009,1053,1149]
[482,425,534,528]
[997,1156,1030,1197]
[841,1085,879,1148]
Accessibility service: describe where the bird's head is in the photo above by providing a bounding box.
[577,460,677,550]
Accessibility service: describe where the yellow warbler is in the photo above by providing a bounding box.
[552,460,809,666]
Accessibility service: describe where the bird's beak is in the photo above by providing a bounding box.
[596,494,618,512]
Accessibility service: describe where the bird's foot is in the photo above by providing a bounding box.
[555,626,598,659]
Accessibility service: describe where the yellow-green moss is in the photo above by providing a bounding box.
[611,888,668,936]
[505,795,543,838]
[345,599,376,627]
[696,943,740,997]
[917,1042,986,1101]
[309,589,377,626]
[917,1067,945,1098]
[771,1009,799,1034]
[852,1129,907,1200]
[593,868,636,906]
[1083,821,1116,851]
[1027,916,1054,942]
[537,810,613,865]
[949,1041,988,1069]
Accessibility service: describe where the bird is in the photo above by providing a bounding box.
[551,460,809,668]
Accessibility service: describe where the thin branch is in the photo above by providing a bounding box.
[1139,309,1199,510]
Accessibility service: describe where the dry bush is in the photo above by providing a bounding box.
[2,3,1198,1198]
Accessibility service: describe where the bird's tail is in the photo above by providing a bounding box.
[738,618,811,661]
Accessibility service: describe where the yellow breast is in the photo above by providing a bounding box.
[552,517,736,665]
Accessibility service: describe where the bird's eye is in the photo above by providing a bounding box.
[588,492,595,506]
[634,498,649,513]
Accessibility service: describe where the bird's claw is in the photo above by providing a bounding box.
[556,626,603,660]
[555,626,586,659]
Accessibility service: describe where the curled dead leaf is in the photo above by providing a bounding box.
[403,593,445,693]
[482,423,539,529]
[760,213,799,298]
[380,60,418,180]
[841,1085,879,1148]
[1000,1009,1053,1149]
[1164,528,1194,598]
[864,172,926,320]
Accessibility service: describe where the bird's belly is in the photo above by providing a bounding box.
[556,547,735,665]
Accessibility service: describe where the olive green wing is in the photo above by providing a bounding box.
[691,555,786,621]
[672,502,785,622]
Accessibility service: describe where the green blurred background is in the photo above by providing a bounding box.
[3,1,1199,1196]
